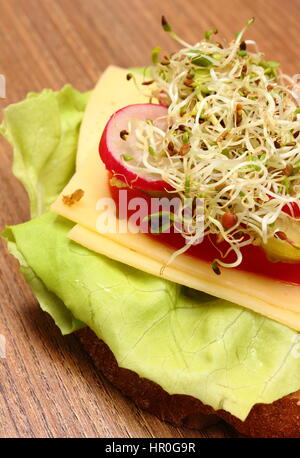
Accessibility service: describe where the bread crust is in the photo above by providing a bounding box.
[77,327,300,438]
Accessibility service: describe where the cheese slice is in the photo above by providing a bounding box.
[51,66,300,331]
[69,224,300,330]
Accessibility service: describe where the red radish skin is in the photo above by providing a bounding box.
[99,104,173,192]
[109,177,300,285]
[282,202,300,218]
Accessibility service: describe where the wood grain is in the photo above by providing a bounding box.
[0,0,300,438]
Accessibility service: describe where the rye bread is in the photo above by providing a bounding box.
[77,327,300,438]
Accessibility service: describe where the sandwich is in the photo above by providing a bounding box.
[2,17,300,438]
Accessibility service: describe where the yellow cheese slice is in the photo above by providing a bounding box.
[69,224,300,330]
[51,66,300,331]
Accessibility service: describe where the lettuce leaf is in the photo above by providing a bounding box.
[1,80,300,421]
[3,222,84,335]
[0,85,89,332]
[0,85,90,217]
[3,211,300,421]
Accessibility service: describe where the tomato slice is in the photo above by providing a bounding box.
[109,174,300,285]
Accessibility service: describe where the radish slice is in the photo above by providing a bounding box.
[282,201,300,218]
[99,103,172,191]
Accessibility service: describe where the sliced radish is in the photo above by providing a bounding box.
[267,194,300,218]
[282,201,300,218]
[99,103,173,191]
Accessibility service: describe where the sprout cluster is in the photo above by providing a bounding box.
[124,18,300,269]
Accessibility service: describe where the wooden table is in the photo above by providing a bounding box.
[1,0,300,438]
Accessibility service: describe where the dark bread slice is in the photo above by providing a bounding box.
[77,327,300,438]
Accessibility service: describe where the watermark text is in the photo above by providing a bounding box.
[96,192,204,245]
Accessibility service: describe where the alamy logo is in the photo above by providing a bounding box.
[0,334,6,358]
[0,75,6,99]
[96,192,204,245]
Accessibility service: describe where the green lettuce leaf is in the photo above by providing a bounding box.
[0,85,89,332]
[3,211,300,421]
[1,79,300,421]
[3,223,84,335]
[0,85,90,217]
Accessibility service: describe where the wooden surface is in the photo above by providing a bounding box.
[1,0,300,439]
